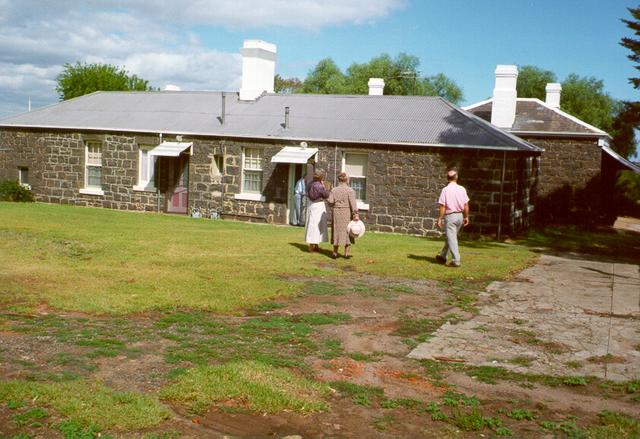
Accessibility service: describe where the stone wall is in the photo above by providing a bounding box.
[0,128,538,235]
[522,136,602,225]
[331,146,537,236]
[0,129,167,211]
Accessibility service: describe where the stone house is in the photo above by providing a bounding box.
[0,40,542,236]
[465,65,640,225]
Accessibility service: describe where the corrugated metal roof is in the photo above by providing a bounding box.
[0,91,540,152]
[467,99,607,136]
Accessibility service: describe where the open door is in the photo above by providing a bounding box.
[166,154,189,214]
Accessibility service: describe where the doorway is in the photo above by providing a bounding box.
[288,163,308,226]
[166,154,189,214]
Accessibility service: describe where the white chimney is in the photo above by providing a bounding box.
[368,78,385,96]
[545,83,562,109]
[239,40,277,101]
[491,65,518,129]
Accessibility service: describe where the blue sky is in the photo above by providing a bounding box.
[0,0,637,119]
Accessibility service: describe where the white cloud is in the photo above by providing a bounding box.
[0,0,405,117]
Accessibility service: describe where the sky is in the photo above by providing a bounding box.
[0,0,638,121]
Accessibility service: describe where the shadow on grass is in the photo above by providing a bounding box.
[517,225,640,265]
[289,242,335,259]
[407,254,442,265]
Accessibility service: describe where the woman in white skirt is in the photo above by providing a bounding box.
[304,169,330,252]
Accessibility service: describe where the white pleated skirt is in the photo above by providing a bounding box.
[304,201,328,244]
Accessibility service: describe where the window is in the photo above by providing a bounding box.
[134,146,157,191]
[84,141,102,190]
[18,167,28,185]
[242,147,263,194]
[211,154,224,177]
[343,153,368,203]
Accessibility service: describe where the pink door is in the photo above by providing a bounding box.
[167,156,189,214]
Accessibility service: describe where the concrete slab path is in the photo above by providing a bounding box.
[408,253,640,381]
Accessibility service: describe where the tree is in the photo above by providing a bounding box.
[274,74,303,94]
[621,6,640,89]
[299,53,463,104]
[421,73,464,104]
[610,101,639,159]
[516,65,557,100]
[299,58,348,94]
[560,74,617,132]
[56,62,155,101]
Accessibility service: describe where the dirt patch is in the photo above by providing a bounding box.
[1,269,639,438]
[92,343,174,392]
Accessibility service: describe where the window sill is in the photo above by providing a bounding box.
[133,185,157,192]
[235,193,266,202]
[79,188,104,196]
[357,201,370,211]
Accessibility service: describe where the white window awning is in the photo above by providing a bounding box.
[148,141,193,157]
[271,146,318,164]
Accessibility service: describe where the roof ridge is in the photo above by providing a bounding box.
[264,93,443,100]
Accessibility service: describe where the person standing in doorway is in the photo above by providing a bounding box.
[293,174,307,226]
[436,170,470,267]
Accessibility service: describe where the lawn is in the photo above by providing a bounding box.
[1,203,639,438]
[0,202,536,314]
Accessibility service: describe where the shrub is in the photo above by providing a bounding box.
[0,180,34,202]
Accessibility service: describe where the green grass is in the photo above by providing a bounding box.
[14,407,49,427]
[329,381,385,407]
[506,408,534,421]
[0,380,170,430]
[0,203,536,314]
[393,314,461,349]
[160,360,330,414]
[523,225,640,261]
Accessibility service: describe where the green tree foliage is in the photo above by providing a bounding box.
[56,62,155,101]
[422,73,464,104]
[516,65,557,100]
[618,170,640,200]
[299,54,463,104]
[299,58,348,94]
[274,74,303,94]
[621,6,640,89]
[560,73,617,132]
[611,101,639,159]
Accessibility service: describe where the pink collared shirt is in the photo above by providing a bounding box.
[438,182,469,214]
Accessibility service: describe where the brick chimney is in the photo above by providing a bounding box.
[491,65,518,129]
[368,78,385,95]
[545,83,562,109]
[239,40,277,101]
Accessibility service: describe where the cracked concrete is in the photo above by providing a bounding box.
[408,253,640,381]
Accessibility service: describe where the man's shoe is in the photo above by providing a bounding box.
[449,262,461,268]
[435,255,446,264]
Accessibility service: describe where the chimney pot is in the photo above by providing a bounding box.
[545,83,562,109]
[284,106,290,129]
[239,39,277,101]
[368,78,385,96]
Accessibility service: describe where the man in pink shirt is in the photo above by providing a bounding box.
[436,170,470,267]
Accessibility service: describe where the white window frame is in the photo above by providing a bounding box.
[133,145,157,192]
[342,152,369,210]
[235,147,265,201]
[18,167,28,185]
[80,141,104,196]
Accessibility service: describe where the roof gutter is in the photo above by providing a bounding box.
[0,123,541,153]
[513,130,611,140]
